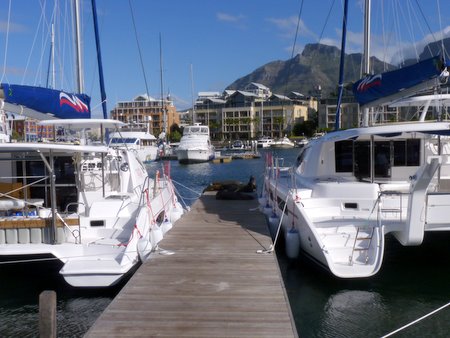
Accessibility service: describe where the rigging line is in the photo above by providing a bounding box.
[316,0,336,44]
[437,0,448,60]
[128,0,151,98]
[289,0,304,60]
[279,0,304,130]
[26,1,48,86]
[1,0,12,84]
[404,1,420,62]
[306,0,335,90]
[414,0,437,56]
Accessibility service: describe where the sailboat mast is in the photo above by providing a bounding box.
[73,0,84,93]
[361,0,371,127]
[190,64,196,124]
[51,23,56,88]
[160,33,167,136]
[334,0,349,130]
[91,0,108,120]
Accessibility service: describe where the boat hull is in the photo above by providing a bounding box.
[177,149,214,164]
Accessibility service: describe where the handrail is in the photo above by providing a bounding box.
[55,212,81,244]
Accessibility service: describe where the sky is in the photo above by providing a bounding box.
[1,0,450,118]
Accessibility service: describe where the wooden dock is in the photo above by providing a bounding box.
[85,192,297,338]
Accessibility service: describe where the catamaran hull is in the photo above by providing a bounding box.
[262,175,384,278]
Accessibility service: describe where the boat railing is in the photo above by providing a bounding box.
[377,190,408,222]
[56,209,81,244]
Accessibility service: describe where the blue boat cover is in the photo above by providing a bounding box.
[2,84,91,119]
[352,56,444,106]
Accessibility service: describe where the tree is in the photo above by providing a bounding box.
[293,120,317,137]
[170,130,182,142]
[164,123,182,142]
[170,123,182,135]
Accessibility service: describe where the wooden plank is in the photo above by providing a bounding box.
[0,217,79,229]
[86,193,298,338]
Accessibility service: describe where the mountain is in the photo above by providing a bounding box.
[226,43,396,97]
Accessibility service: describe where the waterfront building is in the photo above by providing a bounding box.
[110,94,180,136]
[193,82,318,140]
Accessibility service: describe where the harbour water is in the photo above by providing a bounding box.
[1,148,450,337]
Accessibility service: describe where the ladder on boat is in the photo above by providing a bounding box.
[349,227,375,265]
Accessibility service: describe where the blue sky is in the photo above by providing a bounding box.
[1,0,450,118]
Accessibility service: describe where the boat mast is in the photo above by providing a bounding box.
[190,64,196,124]
[91,0,108,120]
[160,33,167,138]
[334,0,349,130]
[73,0,84,93]
[91,0,108,199]
[46,23,56,89]
[361,0,371,127]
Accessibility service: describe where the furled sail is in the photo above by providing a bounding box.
[352,56,446,108]
[0,84,91,119]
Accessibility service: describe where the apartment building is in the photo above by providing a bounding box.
[194,82,318,140]
[110,94,180,136]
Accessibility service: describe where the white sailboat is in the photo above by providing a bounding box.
[260,0,450,278]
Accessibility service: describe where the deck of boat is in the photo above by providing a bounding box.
[85,192,297,337]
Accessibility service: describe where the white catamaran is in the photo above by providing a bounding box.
[260,0,450,278]
[0,119,184,287]
[0,0,184,287]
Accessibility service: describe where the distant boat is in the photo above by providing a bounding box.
[109,130,158,163]
[271,136,295,148]
[177,124,215,164]
[257,136,274,148]
[295,138,309,148]
[230,140,246,150]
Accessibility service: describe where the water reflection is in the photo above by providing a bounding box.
[279,232,450,337]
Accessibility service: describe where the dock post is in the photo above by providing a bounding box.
[39,290,57,338]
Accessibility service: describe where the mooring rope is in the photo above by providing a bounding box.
[381,300,450,337]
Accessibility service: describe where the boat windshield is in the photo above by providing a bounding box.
[184,126,209,135]
[110,138,138,145]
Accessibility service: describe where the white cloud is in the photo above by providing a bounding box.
[216,12,245,23]
[0,20,26,33]
[267,16,316,40]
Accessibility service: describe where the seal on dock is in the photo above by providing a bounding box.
[204,176,256,200]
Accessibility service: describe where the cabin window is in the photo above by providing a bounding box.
[393,141,406,166]
[335,140,353,172]
[406,139,420,166]
[90,220,105,227]
[18,156,77,212]
[374,141,391,177]
[354,141,370,178]
[393,139,420,166]
[344,202,358,209]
